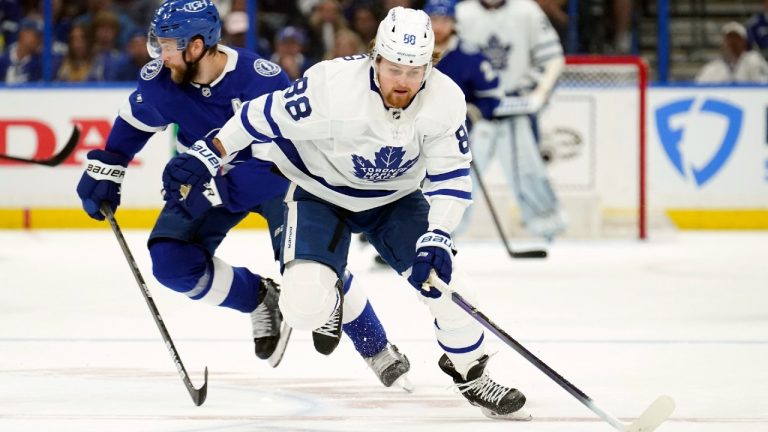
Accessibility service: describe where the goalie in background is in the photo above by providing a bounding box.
[456,0,567,241]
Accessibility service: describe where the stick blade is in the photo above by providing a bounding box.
[625,395,675,432]
[190,367,209,406]
[512,249,548,259]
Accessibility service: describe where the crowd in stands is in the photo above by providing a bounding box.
[3,0,768,85]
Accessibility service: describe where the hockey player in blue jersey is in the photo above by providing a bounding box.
[426,0,500,122]
[76,0,411,389]
[162,6,531,420]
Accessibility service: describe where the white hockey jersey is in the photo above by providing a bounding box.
[456,0,563,95]
[215,55,473,231]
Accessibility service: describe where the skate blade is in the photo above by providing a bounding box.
[267,323,293,368]
[481,407,532,421]
[394,374,414,393]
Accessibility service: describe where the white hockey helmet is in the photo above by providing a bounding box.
[372,7,435,83]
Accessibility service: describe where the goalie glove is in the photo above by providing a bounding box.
[162,139,229,219]
[407,230,456,299]
[76,149,130,220]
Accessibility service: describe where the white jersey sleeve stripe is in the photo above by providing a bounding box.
[118,102,167,133]
[425,168,470,182]
[532,40,561,51]
[240,100,275,142]
[263,93,285,138]
[424,189,472,200]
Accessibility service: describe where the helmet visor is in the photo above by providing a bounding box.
[147,24,183,58]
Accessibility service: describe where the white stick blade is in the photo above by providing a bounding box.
[625,395,676,432]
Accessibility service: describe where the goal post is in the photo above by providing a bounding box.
[537,55,650,239]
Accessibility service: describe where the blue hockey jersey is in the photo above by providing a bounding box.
[106,45,291,163]
[434,36,500,120]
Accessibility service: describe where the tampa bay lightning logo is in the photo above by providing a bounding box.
[352,146,419,182]
[656,98,742,187]
[482,34,511,71]
[253,59,281,77]
[141,59,163,81]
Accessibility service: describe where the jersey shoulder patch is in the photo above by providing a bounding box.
[140,59,164,81]
[253,59,282,77]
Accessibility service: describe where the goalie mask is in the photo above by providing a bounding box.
[371,7,435,87]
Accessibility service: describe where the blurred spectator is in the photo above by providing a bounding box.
[0,17,45,84]
[56,23,94,82]
[113,0,156,30]
[611,0,632,53]
[325,27,364,59]
[383,0,414,11]
[745,0,768,59]
[350,4,378,46]
[1,0,23,52]
[107,30,149,81]
[270,26,314,80]
[73,0,136,49]
[306,0,348,60]
[89,10,123,81]
[696,22,768,84]
[223,10,249,48]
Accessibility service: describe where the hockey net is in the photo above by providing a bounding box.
[542,56,650,238]
[467,55,662,240]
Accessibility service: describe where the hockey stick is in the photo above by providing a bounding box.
[426,274,675,431]
[0,125,80,166]
[101,203,208,406]
[469,161,547,258]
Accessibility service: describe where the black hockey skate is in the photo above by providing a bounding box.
[251,277,292,367]
[311,279,344,355]
[365,343,413,391]
[438,354,530,420]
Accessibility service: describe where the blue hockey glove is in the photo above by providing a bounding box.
[407,230,456,299]
[162,140,227,219]
[76,149,130,221]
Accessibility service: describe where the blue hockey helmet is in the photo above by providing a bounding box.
[423,0,456,18]
[147,0,221,58]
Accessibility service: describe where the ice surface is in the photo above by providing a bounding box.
[1,230,766,432]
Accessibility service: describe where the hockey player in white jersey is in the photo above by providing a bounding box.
[456,0,567,240]
[162,6,530,420]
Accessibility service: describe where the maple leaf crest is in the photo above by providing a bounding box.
[351,146,419,183]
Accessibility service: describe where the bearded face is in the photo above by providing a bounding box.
[376,58,425,109]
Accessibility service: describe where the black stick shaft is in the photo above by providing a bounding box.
[451,291,625,430]
[0,125,80,166]
[101,204,208,406]
[470,161,547,259]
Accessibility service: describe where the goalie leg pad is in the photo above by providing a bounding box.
[280,259,340,330]
[500,116,566,239]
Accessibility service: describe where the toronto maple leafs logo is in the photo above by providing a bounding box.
[351,146,419,182]
[483,34,511,71]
